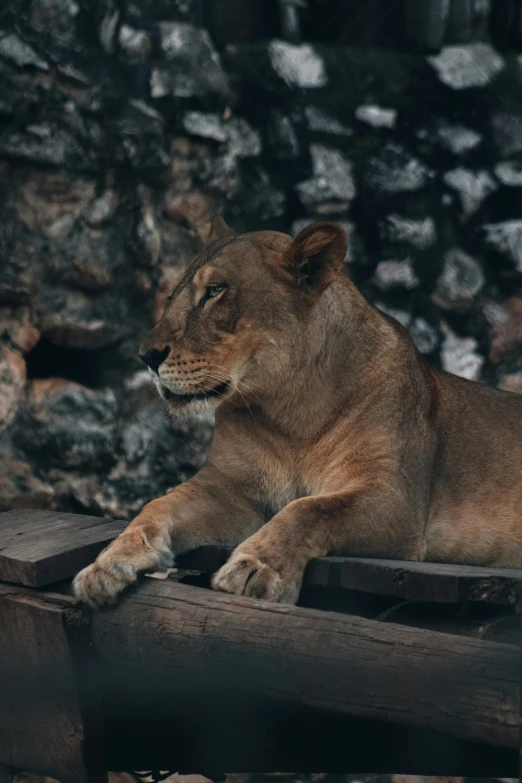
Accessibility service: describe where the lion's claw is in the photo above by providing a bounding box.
[211,550,300,604]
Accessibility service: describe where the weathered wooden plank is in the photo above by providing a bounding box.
[0,585,106,783]
[0,510,126,586]
[92,578,521,751]
[1,509,520,606]
[177,546,522,606]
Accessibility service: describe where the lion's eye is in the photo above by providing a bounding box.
[207,284,226,298]
[199,284,227,308]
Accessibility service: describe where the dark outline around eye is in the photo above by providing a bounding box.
[199,284,227,308]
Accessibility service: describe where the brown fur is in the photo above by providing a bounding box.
[73,218,522,607]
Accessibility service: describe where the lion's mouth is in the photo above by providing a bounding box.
[161,381,229,404]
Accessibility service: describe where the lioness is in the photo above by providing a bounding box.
[73,218,522,607]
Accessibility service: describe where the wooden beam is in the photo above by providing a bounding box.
[0,585,106,783]
[177,545,522,606]
[1,509,519,607]
[91,578,520,758]
[0,509,126,586]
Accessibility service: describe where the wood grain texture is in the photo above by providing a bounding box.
[92,578,521,750]
[0,510,126,586]
[0,585,106,783]
[177,545,522,605]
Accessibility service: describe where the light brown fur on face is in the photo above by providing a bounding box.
[73,217,522,607]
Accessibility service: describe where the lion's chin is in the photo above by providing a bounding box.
[156,380,229,420]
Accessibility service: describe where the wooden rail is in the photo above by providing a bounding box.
[0,509,520,782]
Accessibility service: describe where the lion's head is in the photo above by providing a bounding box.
[139,218,347,416]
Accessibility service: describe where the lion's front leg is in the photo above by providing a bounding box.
[212,487,422,604]
[72,499,175,607]
[73,468,263,607]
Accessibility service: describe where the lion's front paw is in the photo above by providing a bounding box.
[72,559,137,607]
[72,533,174,607]
[211,550,300,604]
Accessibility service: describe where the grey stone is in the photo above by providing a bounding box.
[118,25,152,61]
[182,111,228,142]
[372,260,419,291]
[0,31,49,69]
[0,347,26,435]
[408,318,439,354]
[491,113,522,156]
[382,214,436,250]
[365,144,433,194]
[16,380,119,469]
[305,107,352,137]
[296,145,355,207]
[226,118,262,158]
[267,111,300,159]
[268,41,327,88]
[151,23,228,99]
[432,248,485,310]
[440,327,483,380]
[40,313,126,349]
[0,458,54,511]
[99,7,119,53]
[85,190,120,227]
[424,122,482,154]
[443,168,496,215]
[355,105,397,129]
[483,220,522,272]
[182,112,262,157]
[494,161,522,186]
[428,43,504,90]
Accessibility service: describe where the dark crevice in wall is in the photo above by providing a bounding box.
[25,338,110,388]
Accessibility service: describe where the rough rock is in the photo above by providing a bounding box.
[266,111,300,159]
[483,220,522,272]
[0,457,54,511]
[0,306,40,353]
[296,145,355,208]
[151,23,228,100]
[491,113,522,156]
[8,168,96,239]
[489,298,522,363]
[372,260,419,291]
[0,31,49,70]
[0,346,26,434]
[40,312,127,350]
[440,327,483,381]
[118,25,152,61]
[85,190,120,227]
[268,41,327,88]
[355,105,397,129]
[165,189,218,230]
[408,318,439,355]
[428,44,504,90]
[423,122,482,155]
[16,379,119,469]
[182,112,262,157]
[494,161,522,187]
[305,107,352,136]
[443,168,496,216]
[432,248,485,310]
[365,144,433,194]
[380,215,436,250]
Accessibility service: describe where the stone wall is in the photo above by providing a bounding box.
[1,0,521,518]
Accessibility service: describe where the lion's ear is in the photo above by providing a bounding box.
[284,222,347,294]
[197,215,237,246]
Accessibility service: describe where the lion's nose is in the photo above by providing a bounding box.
[140,346,170,374]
